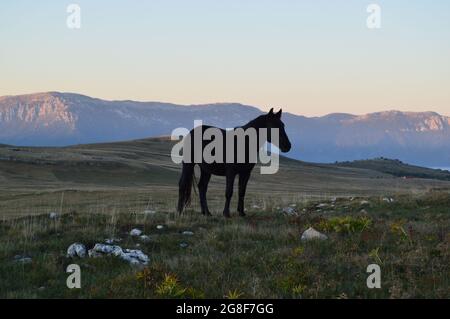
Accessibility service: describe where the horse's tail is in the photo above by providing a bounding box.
[177,162,195,214]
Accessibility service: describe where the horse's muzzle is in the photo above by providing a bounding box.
[280,142,291,153]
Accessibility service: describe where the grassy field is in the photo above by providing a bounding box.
[0,191,448,298]
[0,138,449,298]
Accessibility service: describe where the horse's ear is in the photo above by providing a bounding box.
[268,108,274,116]
[276,109,282,119]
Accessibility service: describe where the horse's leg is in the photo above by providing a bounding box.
[198,169,212,216]
[223,171,236,218]
[237,171,251,217]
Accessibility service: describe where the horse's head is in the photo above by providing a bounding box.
[264,108,291,153]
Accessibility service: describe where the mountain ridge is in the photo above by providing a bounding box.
[1,92,449,166]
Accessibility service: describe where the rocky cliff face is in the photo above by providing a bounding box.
[1,92,449,166]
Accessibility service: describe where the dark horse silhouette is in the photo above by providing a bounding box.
[177,108,291,217]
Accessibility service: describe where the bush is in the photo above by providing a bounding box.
[317,216,372,234]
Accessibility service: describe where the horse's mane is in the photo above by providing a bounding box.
[241,114,267,130]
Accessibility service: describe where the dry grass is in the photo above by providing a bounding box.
[0,191,448,299]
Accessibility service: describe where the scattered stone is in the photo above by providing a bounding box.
[252,204,260,209]
[130,228,143,237]
[89,243,149,265]
[49,212,59,219]
[140,235,151,243]
[301,227,328,241]
[38,286,46,291]
[67,243,87,258]
[182,231,194,236]
[289,204,297,207]
[143,209,156,215]
[382,197,395,203]
[316,203,328,208]
[156,225,165,230]
[331,197,337,202]
[179,242,189,248]
[105,238,122,244]
[88,249,103,258]
[14,255,32,264]
[121,249,150,265]
[282,207,297,216]
[92,243,123,256]
[360,209,368,214]
[360,200,370,205]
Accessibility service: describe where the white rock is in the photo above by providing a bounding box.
[143,209,156,215]
[105,238,122,244]
[14,255,32,264]
[88,249,103,258]
[360,200,370,205]
[121,255,141,265]
[130,228,143,236]
[121,249,149,265]
[67,243,87,258]
[182,231,194,236]
[156,225,164,230]
[49,212,59,219]
[316,203,328,208]
[282,207,296,215]
[179,242,189,248]
[301,227,328,241]
[140,235,151,242]
[252,204,260,209]
[88,243,149,265]
[92,243,123,256]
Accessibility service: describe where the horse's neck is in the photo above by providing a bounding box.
[242,118,263,130]
[241,119,267,149]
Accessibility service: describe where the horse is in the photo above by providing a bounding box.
[177,108,291,218]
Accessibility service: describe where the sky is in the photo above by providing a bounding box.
[0,0,449,116]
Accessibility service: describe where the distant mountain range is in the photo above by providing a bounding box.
[1,92,449,167]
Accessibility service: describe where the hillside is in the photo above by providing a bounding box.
[1,138,449,299]
[1,137,450,219]
[1,137,449,192]
[1,92,450,167]
[335,158,450,181]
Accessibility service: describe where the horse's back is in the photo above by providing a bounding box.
[185,125,256,176]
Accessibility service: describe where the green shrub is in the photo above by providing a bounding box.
[317,216,371,234]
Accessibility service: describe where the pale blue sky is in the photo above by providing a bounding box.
[1,1,449,116]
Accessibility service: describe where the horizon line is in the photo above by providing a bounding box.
[1,90,448,119]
